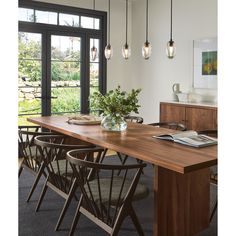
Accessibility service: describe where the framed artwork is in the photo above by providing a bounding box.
[193,37,217,89]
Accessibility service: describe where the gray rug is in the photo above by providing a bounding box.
[19,156,217,236]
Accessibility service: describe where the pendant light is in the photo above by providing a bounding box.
[166,0,176,59]
[122,0,131,59]
[91,0,98,61]
[104,0,113,60]
[142,0,152,59]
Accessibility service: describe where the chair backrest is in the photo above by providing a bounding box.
[124,115,143,124]
[148,121,187,131]
[66,148,147,229]
[34,135,95,195]
[18,125,54,172]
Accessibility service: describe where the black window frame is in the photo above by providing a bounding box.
[18,0,107,115]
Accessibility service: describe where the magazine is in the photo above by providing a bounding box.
[152,130,217,148]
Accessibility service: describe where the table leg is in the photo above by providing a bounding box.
[153,166,210,236]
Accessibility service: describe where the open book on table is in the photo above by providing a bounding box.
[152,130,217,148]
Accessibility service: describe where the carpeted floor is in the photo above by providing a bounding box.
[19,156,217,236]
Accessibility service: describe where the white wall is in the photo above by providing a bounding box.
[131,0,217,123]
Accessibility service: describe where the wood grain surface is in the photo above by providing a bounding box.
[28,116,217,174]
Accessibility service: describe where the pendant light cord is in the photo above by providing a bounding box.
[93,0,95,46]
[125,0,128,45]
[170,0,173,41]
[146,0,149,42]
[108,0,110,44]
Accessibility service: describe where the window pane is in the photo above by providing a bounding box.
[51,35,81,61]
[81,16,99,29]
[18,32,42,125]
[35,10,57,24]
[51,88,81,114]
[59,13,79,27]
[90,63,99,88]
[18,32,41,59]
[51,62,80,82]
[51,35,81,115]
[19,8,34,22]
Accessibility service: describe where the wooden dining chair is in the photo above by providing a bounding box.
[18,125,54,202]
[198,129,218,221]
[148,121,187,131]
[34,134,96,231]
[66,147,149,236]
[124,115,144,124]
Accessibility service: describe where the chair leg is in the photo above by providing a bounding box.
[55,180,77,231]
[111,206,126,236]
[18,166,23,178]
[74,193,79,201]
[129,206,145,236]
[35,177,48,212]
[117,154,128,176]
[210,200,217,222]
[26,163,45,202]
[100,148,108,163]
[69,197,83,236]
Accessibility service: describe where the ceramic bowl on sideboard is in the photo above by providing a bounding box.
[176,93,189,102]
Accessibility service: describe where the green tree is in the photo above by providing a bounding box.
[18,33,41,81]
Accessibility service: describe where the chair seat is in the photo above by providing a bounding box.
[84,176,149,205]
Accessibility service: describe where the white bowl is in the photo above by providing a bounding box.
[177,93,189,102]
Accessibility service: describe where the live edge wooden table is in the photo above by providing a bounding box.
[28,116,217,236]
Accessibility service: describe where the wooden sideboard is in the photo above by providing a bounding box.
[160,102,217,131]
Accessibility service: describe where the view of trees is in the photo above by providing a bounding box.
[18,32,81,82]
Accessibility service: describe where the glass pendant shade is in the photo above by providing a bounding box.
[143,0,151,59]
[122,43,131,59]
[142,41,152,59]
[91,46,97,61]
[104,44,113,60]
[166,40,176,59]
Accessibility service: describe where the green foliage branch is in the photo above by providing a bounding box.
[90,86,141,123]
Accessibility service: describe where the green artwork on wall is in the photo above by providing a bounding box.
[202,51,217,76]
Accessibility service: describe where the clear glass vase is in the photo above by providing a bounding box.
[101,115,127,131]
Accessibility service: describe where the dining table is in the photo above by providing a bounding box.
[28,116,217,236]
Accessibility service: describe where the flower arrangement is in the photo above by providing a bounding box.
[90,86,141,131]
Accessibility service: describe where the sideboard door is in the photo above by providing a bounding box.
[160,103,186,125]
[186,107,217,131]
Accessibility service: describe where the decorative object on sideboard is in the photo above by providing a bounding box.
[122,0,131,59]
[90,86,141,131]
[90,0,98,61]
[193,37,217,89]
[176,92,189,102]
[172,83,181,101]
[166,0,176,59]
[104,0,113,60]
[142,0,152,59]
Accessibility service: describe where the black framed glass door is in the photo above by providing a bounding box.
[18,0,107,125]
